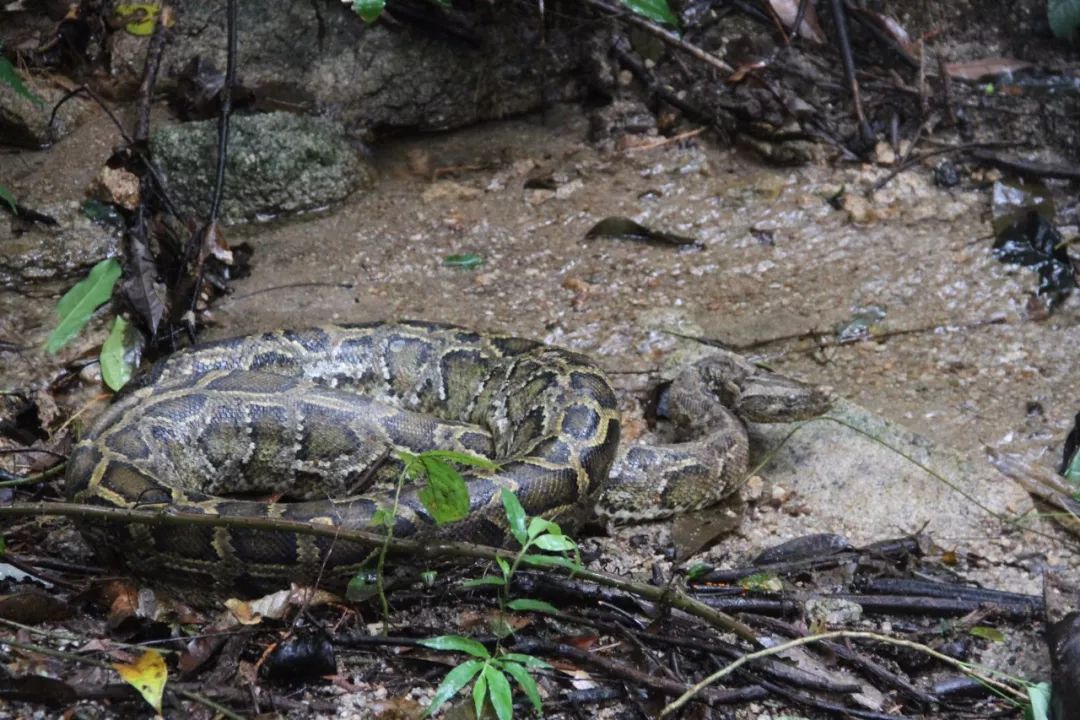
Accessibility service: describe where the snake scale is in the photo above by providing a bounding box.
[65,321,829,597]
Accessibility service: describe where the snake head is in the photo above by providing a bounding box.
[693,352,833,424]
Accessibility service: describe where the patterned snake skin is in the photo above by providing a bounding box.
[65,321,829,596]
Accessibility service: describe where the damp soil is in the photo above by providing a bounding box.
[3,102,1079,716]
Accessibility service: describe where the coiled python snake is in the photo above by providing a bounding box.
[65,321,829,597]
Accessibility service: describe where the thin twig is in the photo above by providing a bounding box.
[660,629,1026,715]
[0,501,757,642]
[582,0,734,74]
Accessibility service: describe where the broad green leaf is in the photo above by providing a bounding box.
[1049,0,1080,40]
[619,0,679,28]
[484,665,513,720]
[461,576,506,588]
[532,534,577,553]
[526,516,561,540]
[100,316,135,391]
[472,667,489,720]
[420,635,490,659]
[113,650,167,714]
[425,658,484,717]
[352,0,385,23]
[500,660,543,712]
[47,258,122,353]
[506,598,559,615]
[1025,681,1051,720]
[501,653,552,670]
[417,456,470,524]
[0,56,43,106]
[420,450,496,470]
[502,488,528,545]
[496,556,511,580]
[0,184,15,212]
[443,252,484,269]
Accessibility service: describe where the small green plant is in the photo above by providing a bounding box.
[349,449,497,618]
[420,635,549,720]
[421,488,581,718]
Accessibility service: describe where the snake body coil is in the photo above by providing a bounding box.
[66,321,828,596]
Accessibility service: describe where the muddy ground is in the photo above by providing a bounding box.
[2,92,1079,717]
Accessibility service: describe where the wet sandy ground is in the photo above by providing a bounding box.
[206,107,1077,468]
[3,103,1078,710]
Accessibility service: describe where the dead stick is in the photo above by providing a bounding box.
[0,501,759,643]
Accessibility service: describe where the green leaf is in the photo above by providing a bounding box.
[496,556,511,580]
[531,534,577,553]
[506,598,559,615]
[417,456,470,524]
[500,660,543,713]
[425,658,484,717]
[462,576,506,588]
[501,653,552,670]
[472,666,489,720]
[100,316,135,391]
[370,508,396,528]
[352,0,386,23]
[46,258,122,353]
[1025,681,1052,720]
[396,450,424,481]
[419,635,490,659]
[419,450,497,470]
[526,516,561,540]
[686,563,712,581]
[0,184,15,212]
[421,570,438,586]
[619,0,679,28]
[345,572,378,602]
[0,536,6,556]
[1049,0,1080,40]
[1064,450,1080,487]
[969,626,1006,642]
[502,488,528,545]
[443,252,484,269]
[0,56,44,106]
[484,665,513,720]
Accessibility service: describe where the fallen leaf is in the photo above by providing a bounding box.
[113,650,167,714]
[944,58,1032,81]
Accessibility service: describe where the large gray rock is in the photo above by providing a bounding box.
[0,83,89,149]
[0,201,122,287]
[150,112,370,225]
[108,0,592,133]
